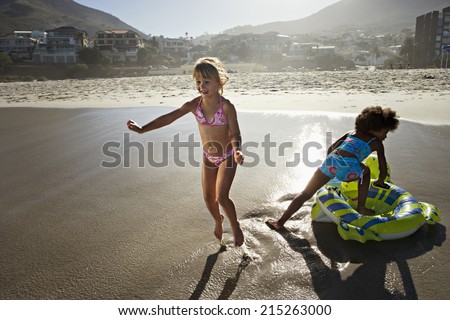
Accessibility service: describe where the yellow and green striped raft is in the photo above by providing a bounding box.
[311,155,441,242]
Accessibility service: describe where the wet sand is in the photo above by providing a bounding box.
[0,69,449,299]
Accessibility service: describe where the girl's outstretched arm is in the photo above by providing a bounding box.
[127,102,194,134]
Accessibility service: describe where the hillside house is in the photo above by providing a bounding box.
[157,36,191,55]
[236,33,289,59]
[186,45,209,63]
[311,46,336,56]
[14,31,47,44]
[33,26,88,64]
[0,33,38,61]
[289,43,319,56]
[94,30,144,63]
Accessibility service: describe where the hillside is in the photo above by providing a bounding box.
[225,0,450,35]
[0,0,143,37]
[1,0,449,40]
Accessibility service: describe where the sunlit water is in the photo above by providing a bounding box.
[141,111,448,300]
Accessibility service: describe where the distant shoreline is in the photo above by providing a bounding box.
[0,62,269,83]
[3,61,445,83]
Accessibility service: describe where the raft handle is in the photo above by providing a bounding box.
[373,182,390,189]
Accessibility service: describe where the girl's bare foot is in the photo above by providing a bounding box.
[357,207,376,216]
[214,214,224,241]
[232,223,244,247]
[265,219,285,231]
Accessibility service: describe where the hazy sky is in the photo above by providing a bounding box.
[74,0,340,38]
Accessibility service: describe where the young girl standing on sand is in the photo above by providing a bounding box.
[266,106,399,231]
[127,57,245,247]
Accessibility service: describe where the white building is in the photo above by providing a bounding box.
[310,46,336,56]
[289,43,319,56]
[157,36,190,54]
[0,32,39,60]
[94,30,144,63]
[33,26,89,64]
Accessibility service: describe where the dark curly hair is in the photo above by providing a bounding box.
[355,106,399,134]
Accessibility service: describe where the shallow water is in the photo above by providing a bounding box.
[154,112,450,300]
[0,107,448,299]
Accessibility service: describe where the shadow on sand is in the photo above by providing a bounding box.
[189,245,251,300]
[188,206,445,300]
[276,221,446,299]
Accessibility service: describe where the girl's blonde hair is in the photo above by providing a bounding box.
[193,57,229,94]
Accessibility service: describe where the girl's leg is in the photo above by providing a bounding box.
[356,164,375,215]
[201,158,224,241]
[267,169,331,230]
[216,156,244,247]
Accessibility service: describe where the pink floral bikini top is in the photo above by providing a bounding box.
[194,96,227,126]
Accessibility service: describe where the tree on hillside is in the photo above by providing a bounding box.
[137,38,160,66]
[236,42,249,61]
[373,45,381,58]
[316,53,355,71]
[400,36,415,66]
[0,52,13,72]
[210,40,233,61]
[137,47,158,66]
[77,48,100,64]
[356,41,371,51]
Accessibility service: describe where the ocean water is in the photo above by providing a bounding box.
[0,106,448,299]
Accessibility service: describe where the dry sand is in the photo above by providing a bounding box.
[0,69,449,300]
[1,68,449,124]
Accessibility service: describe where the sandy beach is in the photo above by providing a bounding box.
[1,68,449,299]
[1,68,449,124]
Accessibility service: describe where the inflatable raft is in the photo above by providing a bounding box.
[311,155,441,242]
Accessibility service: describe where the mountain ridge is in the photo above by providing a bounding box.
[0,0,143,36]
[225,0,450,35]
[1,0,449,39]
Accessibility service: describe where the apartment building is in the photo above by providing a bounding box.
[236,33,288,59]
[414,6,450,68]
[33,26,89,64]
[289,43,319,56]
[0,34,38,60]
[14,31,47,44]
[94,30,144,63]
[157,36,190,54]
